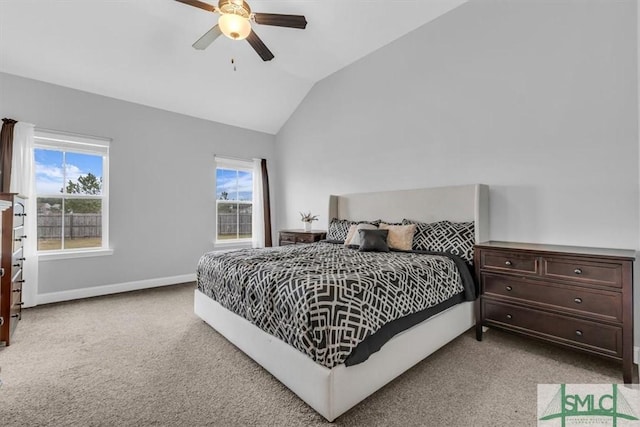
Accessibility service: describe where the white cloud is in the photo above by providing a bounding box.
[36,162,89,195]
[217,173,253,200]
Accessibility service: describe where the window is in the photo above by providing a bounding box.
[34,130,110,254]
[215,158,253,244]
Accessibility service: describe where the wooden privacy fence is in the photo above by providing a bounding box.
[218,213,252,236]
[38,213,250,239]
[38,214,102,239]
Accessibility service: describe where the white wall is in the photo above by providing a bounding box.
[276,0,638,250]
[637,0,640,359]
[0,72,276,297]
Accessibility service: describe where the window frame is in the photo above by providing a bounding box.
[214,157,254,246]
[34,130,111,259]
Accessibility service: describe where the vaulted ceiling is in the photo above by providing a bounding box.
[0,0,468,134]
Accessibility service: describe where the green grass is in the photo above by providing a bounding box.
[38,237,102,251]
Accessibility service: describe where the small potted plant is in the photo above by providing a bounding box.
[300,211,318,232]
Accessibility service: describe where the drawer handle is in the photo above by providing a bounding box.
[505,286,513,291]
[12,263,20,267]
[574,268,582,275]
[11,314,19,319]
[12,289,21,293]
[15,280,25,283]
[575,330,583,337]
[18,257,26,261]
[504,260,512,266]
[506,314,513,320]
[574,297,582,304]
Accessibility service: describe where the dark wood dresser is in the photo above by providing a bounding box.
[1,193,25,345]
[279,230,326,246]
[475,241,635,383]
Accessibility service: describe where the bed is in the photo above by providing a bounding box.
[194,184,490,421]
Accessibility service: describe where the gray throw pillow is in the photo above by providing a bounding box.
[327,218,382,242]
[358,229,389,252]
[344,223,378,247]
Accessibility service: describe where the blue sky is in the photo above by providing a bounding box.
[216,168,252,201]
[35,149,103,194]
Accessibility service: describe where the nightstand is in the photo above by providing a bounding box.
[279,230,326,246]
[475,241,635,383]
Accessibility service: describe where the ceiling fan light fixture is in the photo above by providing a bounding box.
[218,13,252,40]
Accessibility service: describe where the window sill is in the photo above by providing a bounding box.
[213,240,252,251]
[38,248,114,261]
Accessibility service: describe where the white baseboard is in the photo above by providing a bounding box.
[35,273,196,305]
[635,346,639,365]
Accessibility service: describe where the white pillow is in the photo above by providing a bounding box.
[344,223,378,246]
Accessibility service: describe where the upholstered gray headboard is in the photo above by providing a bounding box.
[328,184,490,243]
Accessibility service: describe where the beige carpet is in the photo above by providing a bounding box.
[0,282,624,426]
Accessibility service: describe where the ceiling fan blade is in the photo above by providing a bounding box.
[246,30,274,61]
[175,0,215,12]
[253,13,307,29]
[192,25,222,50]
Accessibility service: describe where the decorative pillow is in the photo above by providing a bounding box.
[327,219,352,241]
[344,223,378,246]
[358,229,389,252]
[378,223,417,251]
[402,219,475,263]
[327,218,381,242]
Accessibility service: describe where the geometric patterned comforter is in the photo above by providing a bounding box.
[197,242,474,368]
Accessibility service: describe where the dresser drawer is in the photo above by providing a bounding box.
[11,269,24,313]
[544,257,623,288]
[11,262,22,284]
[279,231,326,246]
[295,233,316,243]
[12,247,25,268]
[13,226,26,252]
[11,282,22,308]
[12,269,24,289]
[483,273,622,322]
[480,250,538,275]
[13,201,25,227]
[483,300,622,357]
[279,233,297,244]
[9,299,21,323]
[12,246,24,278]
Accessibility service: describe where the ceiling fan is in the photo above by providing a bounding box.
[175,0,307,61]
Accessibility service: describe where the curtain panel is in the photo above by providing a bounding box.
[12,122,37,307]
[251,158,273,248]
[261,159,272,247]
[0,118,17,192]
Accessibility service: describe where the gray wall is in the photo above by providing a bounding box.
[275,1,639,338]
[276,0,638,247]
[0,72,276,294]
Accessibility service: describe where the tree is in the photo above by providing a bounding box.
[63,173,102,213]
[219,191,229,200]
[65,173,102,195]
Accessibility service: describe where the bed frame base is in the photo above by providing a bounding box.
[195,289,474,422]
